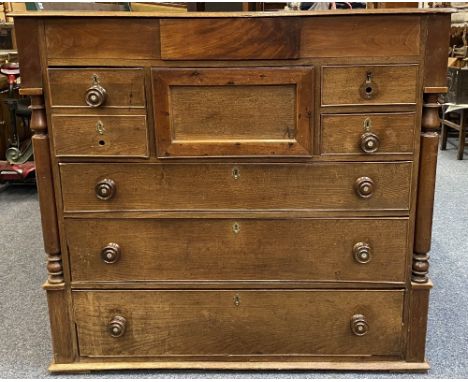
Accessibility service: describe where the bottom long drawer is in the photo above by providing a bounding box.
[73,290,404,358]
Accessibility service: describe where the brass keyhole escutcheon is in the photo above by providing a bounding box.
[360,117,380,154]
[234,295,240,307]
[232,222,240,234]
[359,71,379,100]
[232,167,240,180]
[96,120,105,135]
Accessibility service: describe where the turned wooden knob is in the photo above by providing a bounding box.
[354,176,375,199]
[101,243,121,264]
[353,242,371,264]
[95,178,116,201]
[108,315,127,338]
[85,84,107,107]
[351,314,369,336]
[360,132,380,153]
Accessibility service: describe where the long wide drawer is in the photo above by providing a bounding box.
[73,290,404,357]
[59,162,412,213]
[66,218,408,283]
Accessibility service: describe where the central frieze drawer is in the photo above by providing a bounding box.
[66,218,408,283]
[73,290,404,357]
[59,162,412,213]
[152,67,313,158]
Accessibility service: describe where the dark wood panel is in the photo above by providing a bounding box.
[59,162,413,212]
[423,14,451,88]
[73,290,404,357]
[45,18,160,59]
[160,18,299,60]
[301,16,420,58]
[152,67,313,157]
[66,218,408,283]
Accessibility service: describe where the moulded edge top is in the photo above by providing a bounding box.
[8,8,454,18]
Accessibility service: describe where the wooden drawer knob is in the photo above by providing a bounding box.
[360,132,380,153]
[85,84,107,107]
[354,176,374,199]
[95,178,116,201]
[101,243,121,264]
[108,315,127,338]
[351,314,369,336]
[353,242,371,264]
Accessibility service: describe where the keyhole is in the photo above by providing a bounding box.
[232,222,240,234]
[232,167,240,180]
[99,140,106,146]
[234,295,240,307]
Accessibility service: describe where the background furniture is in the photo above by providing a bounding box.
[13,8,450,372]
[441,104,468,159]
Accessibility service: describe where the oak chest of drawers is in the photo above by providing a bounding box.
[13,9,451,372]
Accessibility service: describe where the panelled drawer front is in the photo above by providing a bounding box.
[52,115,148,158]
[48,68,146,108]
[73,290,404,357]
[153,67,313,158]
[321,113,416,156]
[59,162,412,213]
[67,218,408,283]
[321,65,418,106]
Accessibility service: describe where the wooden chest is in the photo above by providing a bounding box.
[13,9,450,372]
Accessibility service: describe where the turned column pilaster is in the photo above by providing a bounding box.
[412,88,445,283]
[22,88,63,287]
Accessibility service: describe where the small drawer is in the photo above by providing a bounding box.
[48,68,146,108]
[59,162,412,213]
[52,115,148,158]
[321,113,416,156]
[66,218,408,284]
[321,65,418,106]
[73,290,404,357]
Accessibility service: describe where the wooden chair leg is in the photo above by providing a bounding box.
[458,110,466,160]
[440,118,448,150]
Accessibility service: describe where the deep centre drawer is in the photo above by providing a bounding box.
[73,290,405,358]
[66,218,408,283]
[59,162,412,213]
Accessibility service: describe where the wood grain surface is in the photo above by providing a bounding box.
[321,65,418,106]
[321,113,416,156]
[45,18,160,59]
[152,67,313,157]
[52,115,148,158]
[65,218,408,283]
[48,69,146,108]
[301,15,420,58]
[160,18,299,60]
[73,290,404,357]
[59,162,412,212]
